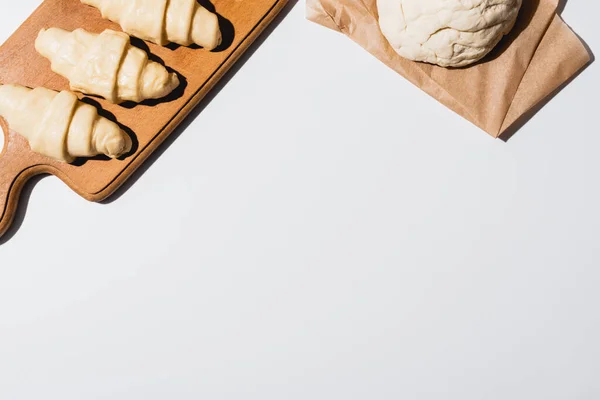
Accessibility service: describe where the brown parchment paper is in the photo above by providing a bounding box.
[307,0,591,138]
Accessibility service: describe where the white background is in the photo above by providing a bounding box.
[1,1,599,399]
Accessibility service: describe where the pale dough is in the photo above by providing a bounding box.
[35,28,180,104]
[377,0,522,67]
[80,0,222,49]
[0,84,132,163]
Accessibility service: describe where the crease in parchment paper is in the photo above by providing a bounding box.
[307,0,591,138]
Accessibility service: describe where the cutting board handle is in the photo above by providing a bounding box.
[0,126,38,239]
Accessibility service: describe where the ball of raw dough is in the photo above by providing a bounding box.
[377,0,522,67]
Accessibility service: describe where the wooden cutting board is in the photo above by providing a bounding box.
[0,0,288,238]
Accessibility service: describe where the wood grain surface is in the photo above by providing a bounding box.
[0,0,289,238]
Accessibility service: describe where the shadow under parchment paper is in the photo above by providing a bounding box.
[499,0,594,141]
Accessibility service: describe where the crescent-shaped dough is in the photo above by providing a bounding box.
[81,0,222,49]
[0,84,132,163]
[36,28,180,104]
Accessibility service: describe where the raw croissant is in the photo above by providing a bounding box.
[80,0,222,49]
[0,84,132,163]
[35,28,180,104]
